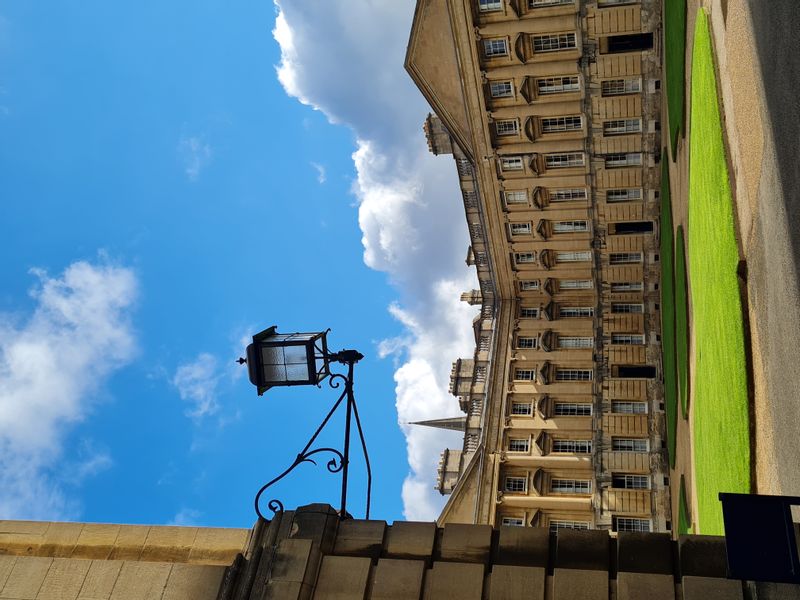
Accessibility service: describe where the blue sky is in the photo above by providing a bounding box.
[0,1,477,527]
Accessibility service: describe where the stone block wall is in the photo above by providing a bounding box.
[0,520,248,599]
[217,504,800,600]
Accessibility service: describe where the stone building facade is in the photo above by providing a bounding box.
[405,0,671,534]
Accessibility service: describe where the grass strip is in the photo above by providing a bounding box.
[660,158,678,467]
[675,226,690,418]
[678,475,692,535]
[688,9,750,534]
[665,0,688,157]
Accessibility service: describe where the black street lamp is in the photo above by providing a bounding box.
[239,327,371,521]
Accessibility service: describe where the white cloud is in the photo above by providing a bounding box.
[311,161,326,184]
[0,259,137,519]
[172,353,220,420]
[168,507,202,526]
[273,1,478,520]
[178,134,212,181]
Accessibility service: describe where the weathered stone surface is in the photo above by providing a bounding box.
[617,532,673,574]
[333,520,386,559]
[383,522,436,561]
[140,527,198,563]
[77,560,124,600]
[682,576,743,600]
[488,565,545,600]
[0,556,52,599]
[187,527,248,566]
[678,535,728,578]
[162,563,226,600]
[108,561,171,599]
[40,523,84,558]
[290,505,339,556]
[0,521,48,556]
[618,571,674,600]
[493,527,549,567]
[553,568,608,600]
[73,525,121,561]
[423,562,484,600]
[555,530,609,571]
[107,527,149,561]
[439,523,492,564]
[0,557,16,592]
[370,559,425,600]
[313,555,371,599]
[269,538,315,585]
[36,558,92,600]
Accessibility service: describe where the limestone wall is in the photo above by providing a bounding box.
[0,520,248,600]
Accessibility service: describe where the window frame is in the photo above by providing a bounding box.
[504,475,528,493]
[555,368,593,381]
[612,438,649,452]
[536,75,580,96]
[532,32,578,53]
[501,156,525,171]
[496,119,520,136]
[554,402,593,416]
[508,438,531,453]
[559,306,595,318]
[490,80,515,98]
[550,478,592,494]
[552,439,592,453]
[557,336,594,349]
[511,402,533,416]
[483,38,509,58]
[503,190,528,205]
[601,78,642,96]
[611,401,648,414]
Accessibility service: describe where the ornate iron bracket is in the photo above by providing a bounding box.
[253,350,372,521]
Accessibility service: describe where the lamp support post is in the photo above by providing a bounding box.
[252,348,371,521]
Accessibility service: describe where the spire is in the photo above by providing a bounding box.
[409,416,467,432]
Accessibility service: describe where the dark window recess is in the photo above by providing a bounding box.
[659,402,665,410]
[655,283,659,290]
[655,191,660,199]
[656,334,661,342]
[611,221,654,234]
[655,254,660,262]
[655,121,661,131]
[655,303,660,310]
[666,520,672,530]
[655,80,661,90]
[664,476,670,486]
[604,33,654,54]
[614,365,657,378]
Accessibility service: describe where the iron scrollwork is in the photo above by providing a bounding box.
[253,350,372,521]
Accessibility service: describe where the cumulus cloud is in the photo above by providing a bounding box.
[172,353,221,420]
[273,1,478,519]
[178,134,212,181]
[0,259,137,519]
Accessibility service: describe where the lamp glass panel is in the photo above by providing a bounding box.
[285,363,310,382]
[262,364,287,383]
[283,344,308,365]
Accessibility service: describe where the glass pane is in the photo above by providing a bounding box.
[283,344,308,365]
[263,364,287,383]
[285,363,310,382]
[262,346,284,366]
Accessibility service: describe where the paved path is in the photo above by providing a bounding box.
[739,0,800,497]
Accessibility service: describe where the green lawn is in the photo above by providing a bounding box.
[678,475,693,535]
[675,227,690,418]
[660,158,678,467]
[665,0,687,157]
[688,9,750,535]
